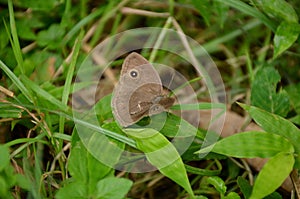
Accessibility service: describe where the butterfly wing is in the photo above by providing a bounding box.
[112,53,163,127]
[129,83,162,119]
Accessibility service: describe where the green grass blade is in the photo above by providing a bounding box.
[89,0,130,46]
[202,19,262,54]
[171,102,226,110]
[0,60,32,102]
[215,0,276,31]
[7,0,24,74]
[63,7,104,45]
[20,75,69,111]
[59,31,84,134]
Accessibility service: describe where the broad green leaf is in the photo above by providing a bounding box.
[237,177,252,199]
[94,94,113,123]
[37,24,65,49]
[240,103,300,167]
[69,133,113,189]
[225,192,241,199]
[273,21,300,58]
[285,83,300,113]
[95,177,132,199]
[0,145,10,171]
[15,19,36,40]
[0,24,9,49]
[250,152,294,199]
[260,0,298,23]
[251,67,289,117]
[227,159,240,179]
[85,131,125,173]
[0,176,6,196]
[145,113,202,138]
[124,128,194,197]
[15,174,30,191]
[1,165,16,191]
[57,130,128,198]
[196,131,294,158]
[55,182,88,199]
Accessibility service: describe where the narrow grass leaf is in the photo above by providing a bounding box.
[4,134,47,148]
[125,128,194,197]
[171,103,225,110]
[20,75,69,111]
[8,0,24,74]
[69,116,136,148]
[196,131,294,158]
[14,0,57,11]
[0,105,22,118]
[239,103,300,167]
[63,7,104,44]
[207,176,226,196]
[53,133,72,142]
[59,30,84,134]
[250,152,294,199]
[90,0,130,46]
[214,1,229,29]
[215,0,276,31]
[185,164,221,176]
[0,61,32,102]
[202,20,262,54]
[191,0,211,26]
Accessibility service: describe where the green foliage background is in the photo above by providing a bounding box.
[0,0,300,198]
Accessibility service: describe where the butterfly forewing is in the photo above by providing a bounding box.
[112,52,174,127]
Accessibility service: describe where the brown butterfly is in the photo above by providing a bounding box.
[111,52,175,127]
